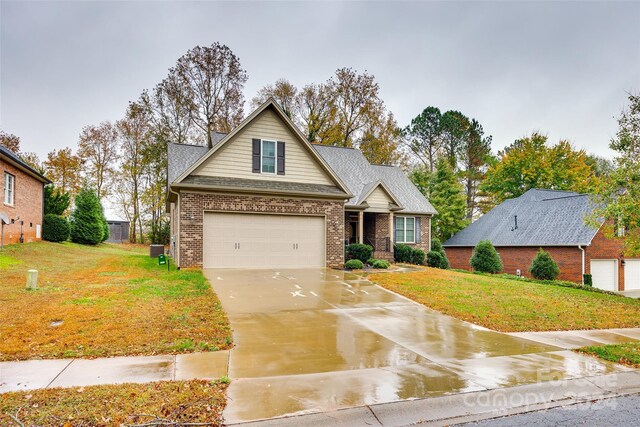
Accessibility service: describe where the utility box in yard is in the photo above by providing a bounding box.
[150,244,165,258]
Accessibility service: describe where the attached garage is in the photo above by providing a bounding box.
[590,259,618,291]
[624,259,640,291]
[203,212,325,269]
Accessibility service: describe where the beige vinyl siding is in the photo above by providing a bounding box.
[193,109,333,185]
[365,186,392,211]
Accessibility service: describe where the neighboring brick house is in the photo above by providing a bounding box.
[443,189,639,292]
[167,98,436,269]
[0,145,50,246]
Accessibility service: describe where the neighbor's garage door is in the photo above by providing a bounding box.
[624,259,640,291]
[203,213,325,269]
[590,259,617,291]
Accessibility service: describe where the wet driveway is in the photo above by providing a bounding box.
[205,268,629,423]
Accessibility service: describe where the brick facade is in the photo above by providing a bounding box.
[445,226,633,290]
[1,159,44,245]
[178,192,344,268]
[585,227,627,290]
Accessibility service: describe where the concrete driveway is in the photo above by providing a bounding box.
[206,268,629,424]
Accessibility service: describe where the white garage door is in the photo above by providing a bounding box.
[590,259,617,291]
[203,213,325,269]
[624,259,640,291]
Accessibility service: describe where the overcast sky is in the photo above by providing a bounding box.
[1,1,639,162]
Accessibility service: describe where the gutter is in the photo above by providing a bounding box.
[578,245,585,284]
[172,183,353,200]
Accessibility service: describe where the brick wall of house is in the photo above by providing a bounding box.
[585,227,627,290]
[402,215,431,254]
[372,213,393,261]
[0,159,44,245]
[179,191,345,268]
[446,245,584,283]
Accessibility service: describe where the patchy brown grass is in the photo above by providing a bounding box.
[370,268,640,332]
[0,242,232,361]
[0,379,228,426]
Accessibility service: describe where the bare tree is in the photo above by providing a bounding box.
[78,122,118,199]
[173,43,248,147]
[117,102,151,243]
[251,78,298,118]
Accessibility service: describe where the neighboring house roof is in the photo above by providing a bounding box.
[0,145,50,184]
[313,145,437,214]
[443,189,601,247]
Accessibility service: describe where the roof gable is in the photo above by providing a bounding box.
[443,189,601,247]
[172,99,350,195]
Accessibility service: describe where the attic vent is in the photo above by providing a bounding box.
[511,215,518,231]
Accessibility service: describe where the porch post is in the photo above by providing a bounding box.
[358,211,364,244]
[389,212,394,248]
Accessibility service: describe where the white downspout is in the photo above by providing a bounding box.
[578,245,585,284]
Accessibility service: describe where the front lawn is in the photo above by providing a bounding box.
[0,242,232,361]
[370,268,640,332]
[578,343,640,368]
[0,379,227,426]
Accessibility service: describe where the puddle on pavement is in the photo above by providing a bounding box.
[205,268,632,424]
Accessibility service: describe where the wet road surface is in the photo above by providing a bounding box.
[205,268,630,423]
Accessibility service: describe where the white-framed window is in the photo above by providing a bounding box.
[395,216,415,243]
[261,140,276,174]
[4,172,14,206]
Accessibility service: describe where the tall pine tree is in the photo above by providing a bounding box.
[428,159,468,241]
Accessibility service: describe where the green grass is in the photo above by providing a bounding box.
[0,241,232,361]
[578,343,640,367]
[370,267,640,332]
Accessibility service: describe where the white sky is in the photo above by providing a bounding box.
[1,1,639,162]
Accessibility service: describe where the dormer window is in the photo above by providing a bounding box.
[261,140,276,174]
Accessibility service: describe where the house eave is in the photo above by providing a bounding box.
[170,183,352,200]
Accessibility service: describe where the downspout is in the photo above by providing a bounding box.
[578,245,585,284]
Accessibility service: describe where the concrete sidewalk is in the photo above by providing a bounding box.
[508,328,640,349]
[229,371,640,426]
[0,351,229,393]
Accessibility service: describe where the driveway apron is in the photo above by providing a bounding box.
[205,268,629,424]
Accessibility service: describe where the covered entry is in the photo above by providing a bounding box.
[203,212,325,269]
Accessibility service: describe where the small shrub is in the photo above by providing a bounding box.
[43,214,70,242]
[426,250,445,268]
[470,240,503,273]
[372,259,390,269]
[529,249,560,280]
[431,238,444,253]
[583,274,593,286]
[394,244,412,263]
[366,258,376,266]
[411,248,426,265]
[345,259,364,270]
[346,244,373,263]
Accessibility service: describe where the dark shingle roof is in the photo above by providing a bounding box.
[313,145,436,214]
[167,142,208,183]
[443,189,601,247]
[178,175,348,197]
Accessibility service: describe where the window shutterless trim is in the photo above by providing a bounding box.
[4,171,15,206]
[260,139,277,174]
[394,215,416,244]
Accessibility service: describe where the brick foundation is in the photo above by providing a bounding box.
[178,192,344,268]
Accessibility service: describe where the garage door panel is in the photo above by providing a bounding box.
[591,259,617,291]
[203,213,325,269]
[624,259,640,291]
